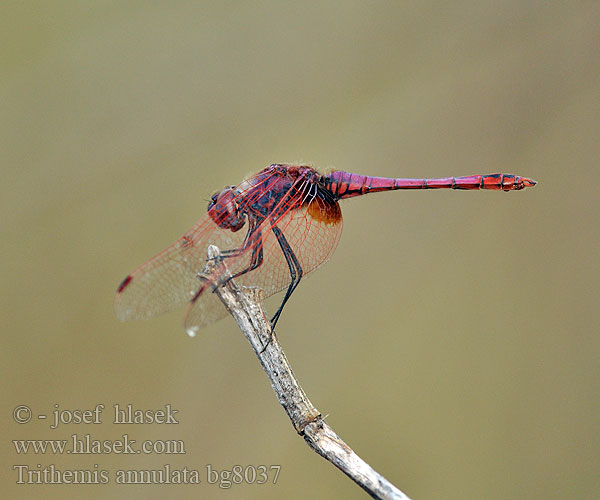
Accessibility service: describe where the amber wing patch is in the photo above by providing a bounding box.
[306,197,342,225]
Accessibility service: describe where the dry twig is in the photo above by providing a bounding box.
[202,245,412,500]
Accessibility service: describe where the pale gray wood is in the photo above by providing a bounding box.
[201,245,412,500]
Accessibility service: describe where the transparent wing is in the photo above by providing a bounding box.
[183,193,343,333]
[114,168,283,324]
[114,213,249,322]
[116,169,344,333]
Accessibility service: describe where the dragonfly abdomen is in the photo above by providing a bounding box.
[326,171,536,199]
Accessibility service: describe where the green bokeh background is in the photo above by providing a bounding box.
[2,2,598,499]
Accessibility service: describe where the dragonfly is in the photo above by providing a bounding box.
[115,164,536,336]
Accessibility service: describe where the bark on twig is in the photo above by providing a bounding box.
[202,245,412,500]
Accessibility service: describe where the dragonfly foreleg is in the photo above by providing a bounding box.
[192,233,263,304]
[216,218,258,260]
[225,228,264,282]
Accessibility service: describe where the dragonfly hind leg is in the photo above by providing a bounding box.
[270,225,303,331]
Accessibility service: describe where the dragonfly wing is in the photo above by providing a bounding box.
[183,274,232,335]
[245,195,344,296]
[183,192,344,333]
[114,213,247,322]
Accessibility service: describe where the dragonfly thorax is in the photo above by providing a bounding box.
[207,186,246,232]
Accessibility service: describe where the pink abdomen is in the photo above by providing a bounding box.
[326,171,536,199]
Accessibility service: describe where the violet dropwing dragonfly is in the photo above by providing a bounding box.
[115,164,536,335]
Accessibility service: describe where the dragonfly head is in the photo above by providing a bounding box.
[207,186,246,232]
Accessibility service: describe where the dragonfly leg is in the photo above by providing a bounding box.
[214,219,259,259]
[193,230,263,307]
[225,228,264,282]
[220,247,243,257]
[269,225,303,331]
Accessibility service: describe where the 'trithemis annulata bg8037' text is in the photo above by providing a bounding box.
[115,164,536,335]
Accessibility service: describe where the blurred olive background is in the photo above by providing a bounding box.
[2,1,599,499]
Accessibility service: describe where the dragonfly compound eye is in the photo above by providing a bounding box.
[207,187,246,232]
